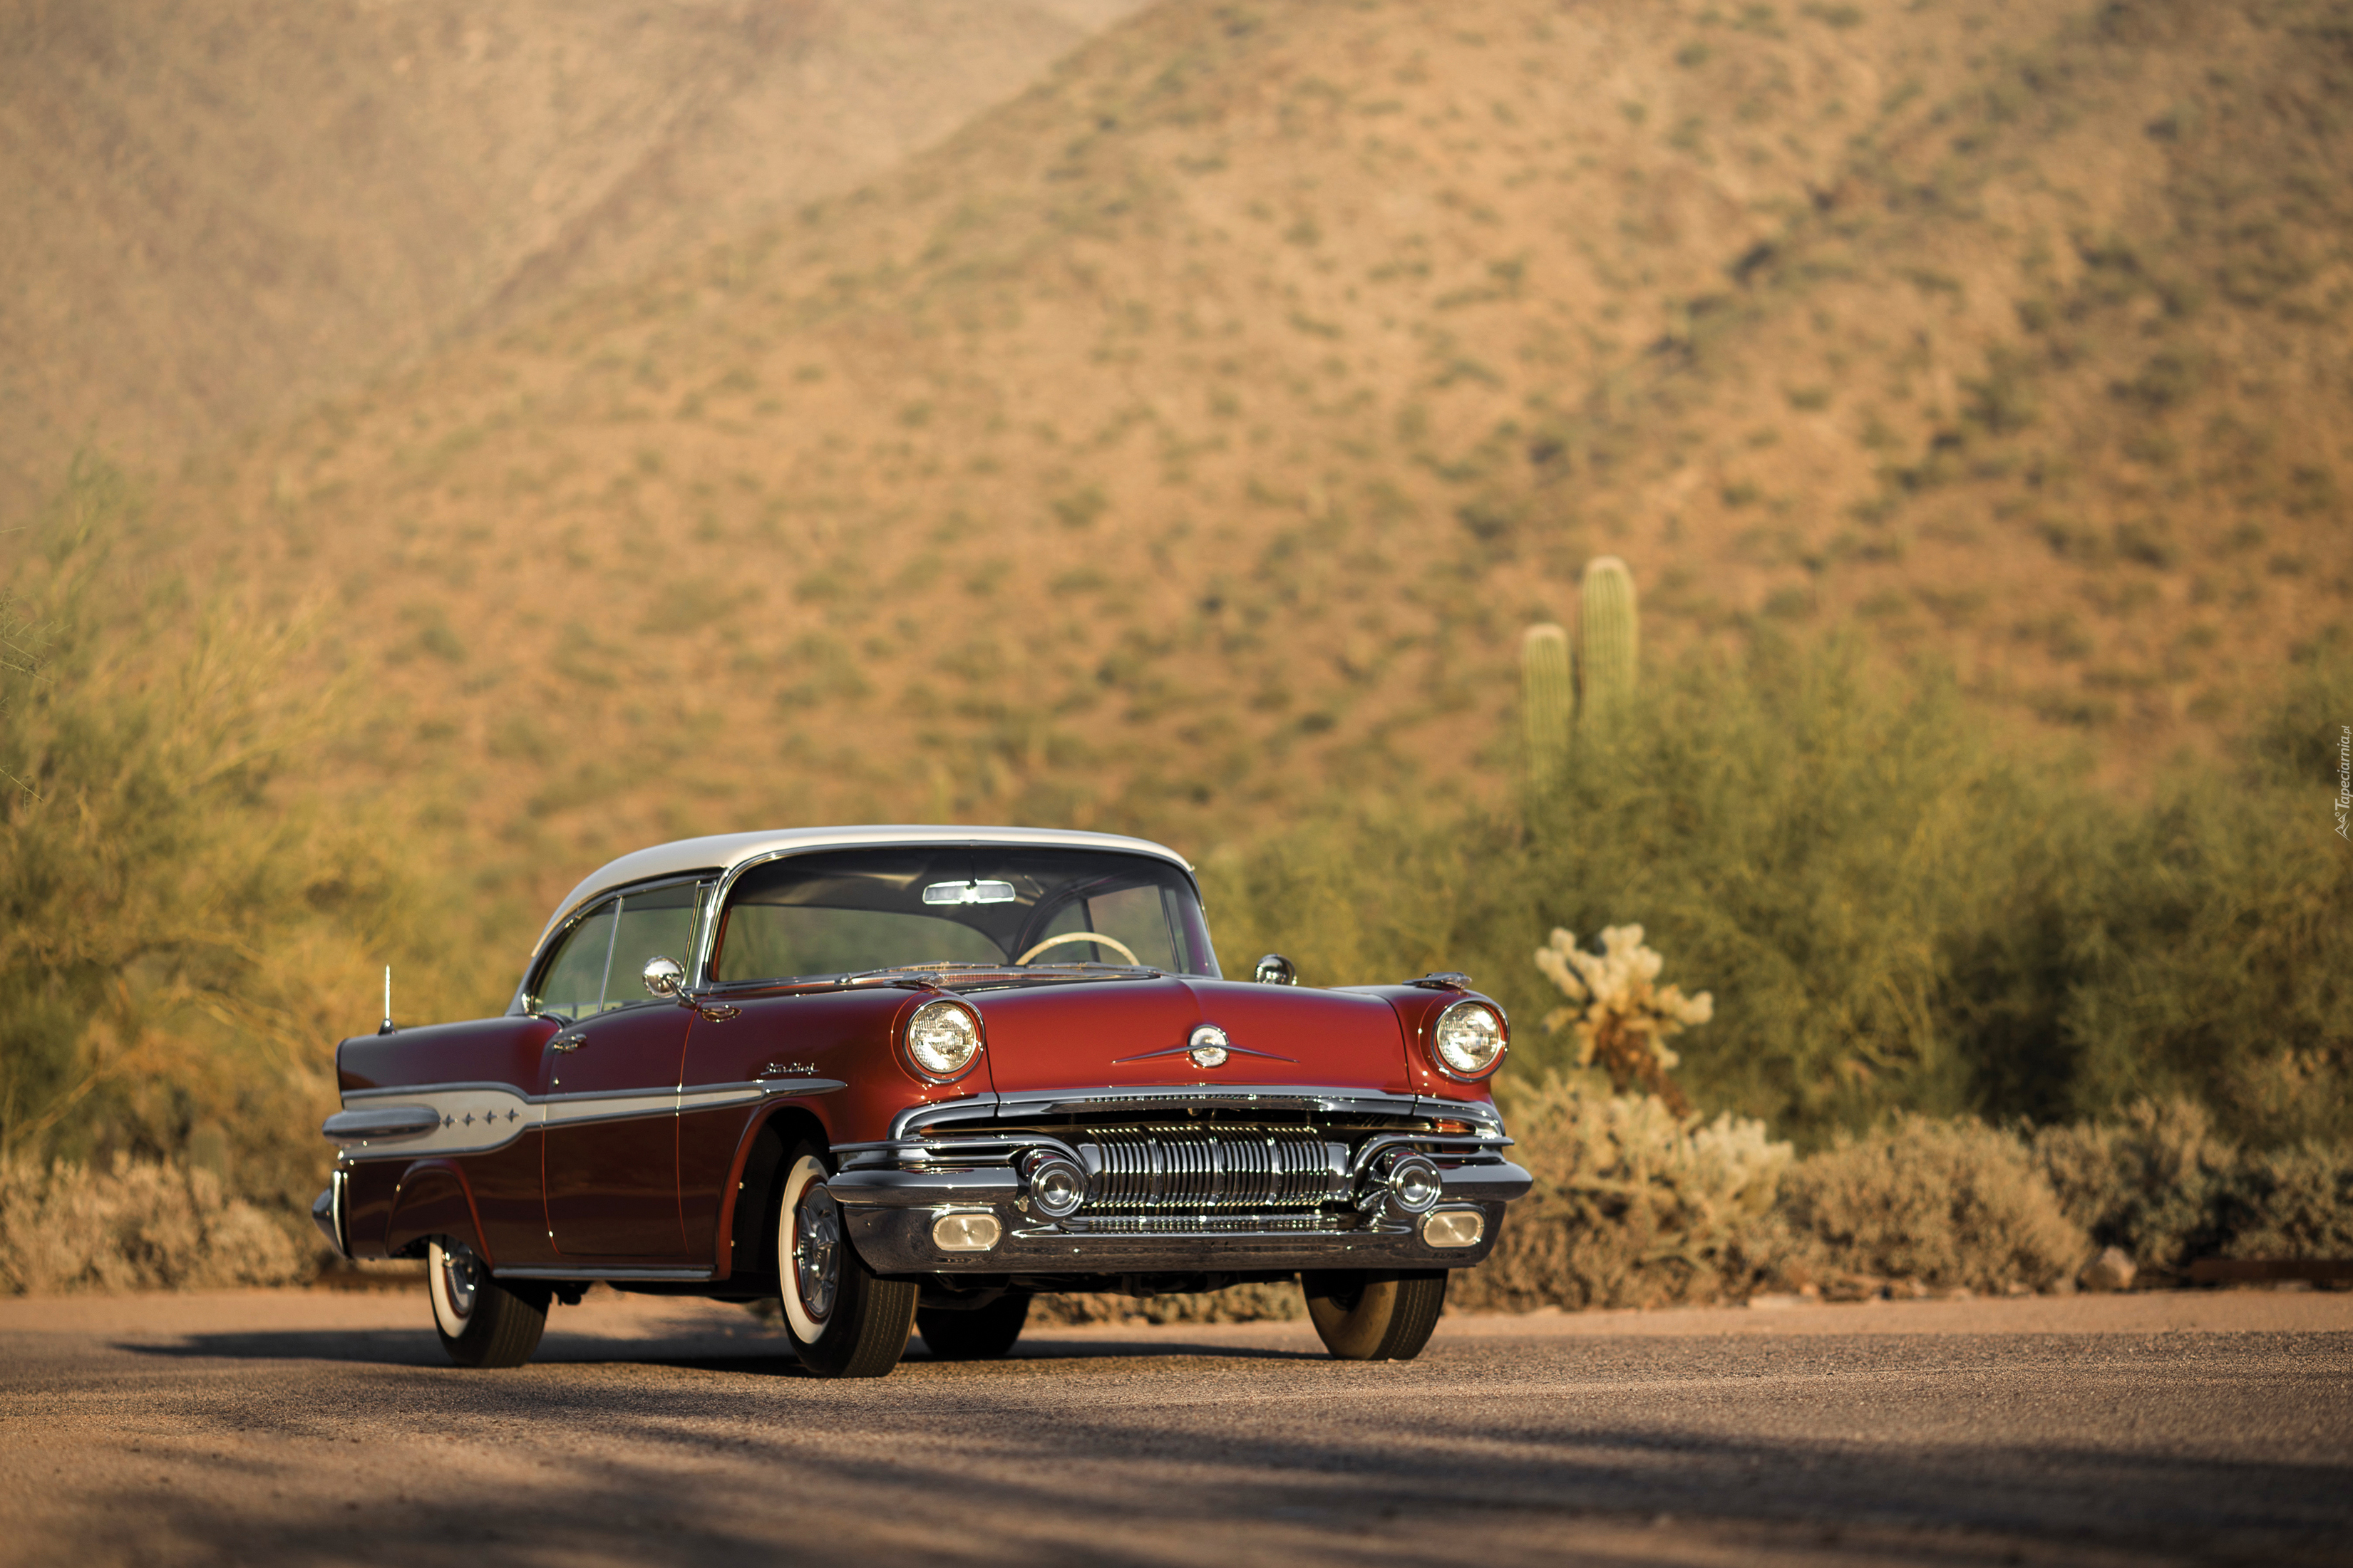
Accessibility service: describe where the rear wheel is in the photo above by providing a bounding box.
[1301,1269,1447,1361]
[778,1148,917,1378]
[917,1293,1031,1361]
[427,1238,549,1368]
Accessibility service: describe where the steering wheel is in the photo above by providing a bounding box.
[1014,931,1141,966]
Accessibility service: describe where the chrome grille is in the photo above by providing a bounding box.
[1078,1127,1350,1213]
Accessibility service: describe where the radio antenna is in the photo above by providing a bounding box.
[379,966,395,1035]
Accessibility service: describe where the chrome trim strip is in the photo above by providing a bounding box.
[885,1085,1465,1141]
[881,1086,1504,1144]
[828,1169,1024,1208]
[1109,1041,1298,1065]
[329,1078,846,1160]
[494,1265,715,1282]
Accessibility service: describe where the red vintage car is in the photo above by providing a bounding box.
[316,827,1530,1376]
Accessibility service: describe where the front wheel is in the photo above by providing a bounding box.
[428,1238,549,1368]
[1301,1269,1447,1361]
[778,1149,918,1378]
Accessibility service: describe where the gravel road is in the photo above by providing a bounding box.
[4,1286,2348,1567]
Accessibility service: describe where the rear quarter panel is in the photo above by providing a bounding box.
[334,1016,562,1267]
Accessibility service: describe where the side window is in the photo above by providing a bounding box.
[535,902,617,1020]
[604,882,705,1009]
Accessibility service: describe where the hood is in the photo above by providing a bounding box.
[969,976,1413,1095]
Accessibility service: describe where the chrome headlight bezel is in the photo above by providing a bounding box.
[902,997,984,1082]
[1021,1150,1088,1218]
[1428,999,1507,1080]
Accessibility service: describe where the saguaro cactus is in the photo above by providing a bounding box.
[1576,555,1638,727]
[1521,623,1572,795]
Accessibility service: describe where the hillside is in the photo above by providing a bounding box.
[60,0,2353,981]
[0,0,1148,514]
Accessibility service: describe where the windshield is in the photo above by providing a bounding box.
[708,846,1218,984]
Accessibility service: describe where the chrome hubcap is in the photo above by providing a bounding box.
[438,1242,482,1321]
[793,1184,841,1323]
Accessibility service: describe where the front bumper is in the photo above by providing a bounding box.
[843,1193,1520,1275]
[827,1086,1531,1277]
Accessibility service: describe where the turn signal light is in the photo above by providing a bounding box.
[1421,1209,1486,1249]
[931,1212,1003,1252]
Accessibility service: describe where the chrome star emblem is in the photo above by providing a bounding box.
[1187,1023,1230,1069]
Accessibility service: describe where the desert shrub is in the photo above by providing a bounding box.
[1026,1281,1304,1326]
[2029,1096,2353,1268]
[0,1153,307,1294]
[2029,1098,2242,1270]
[1451,1070,1792,1313]
[1776,1115,2087,1292]
[2225,1142,2353,1262]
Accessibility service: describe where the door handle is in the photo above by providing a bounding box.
[549,1031,588,1053]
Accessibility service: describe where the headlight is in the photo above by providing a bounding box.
[1430,999,1505,1078]
[905,999,983,1080]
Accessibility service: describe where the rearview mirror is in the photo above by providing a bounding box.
[923,880,1017,905]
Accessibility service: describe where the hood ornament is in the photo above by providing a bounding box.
[1111,1023,1294,1069]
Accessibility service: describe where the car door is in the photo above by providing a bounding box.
[534,880,706,1261]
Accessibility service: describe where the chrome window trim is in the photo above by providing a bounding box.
[511,873,722,1019]
[537,825,1196,951]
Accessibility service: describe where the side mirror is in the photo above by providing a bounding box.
[1253,953,1298,986]
[642,955,685,998]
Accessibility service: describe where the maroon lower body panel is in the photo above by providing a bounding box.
[470,1137,557,1269]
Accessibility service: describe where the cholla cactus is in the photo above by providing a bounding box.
[1535,924,1714,1116]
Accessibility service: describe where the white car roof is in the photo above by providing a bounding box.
[537,825,1197,948]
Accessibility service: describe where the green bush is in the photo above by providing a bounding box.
[0,455,485,1234]
[2049,661,2353,1143]
[1208,636,2353,1150]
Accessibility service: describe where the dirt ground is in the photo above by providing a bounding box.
[4,1286,2349,1567]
